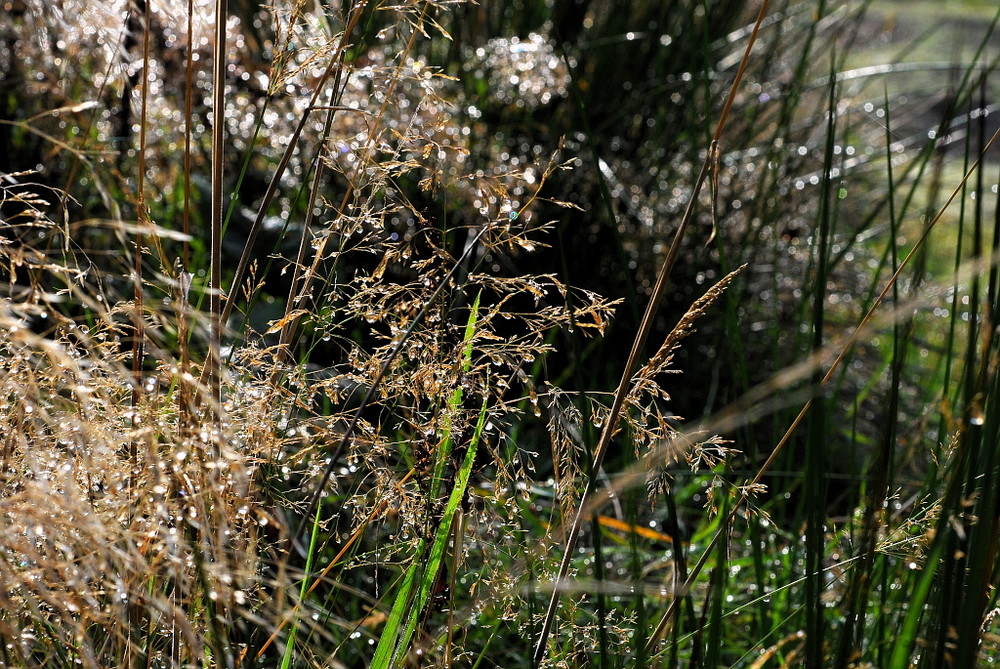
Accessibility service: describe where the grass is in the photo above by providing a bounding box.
[4,0,1000,667]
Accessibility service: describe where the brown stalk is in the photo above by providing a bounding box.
[177,0,196,449]
[182,0,194,273]
[126,0,152,663]
[129,0,152,498]
[531,0,774,663]
[209,0,229,418]
[273,103,337,372]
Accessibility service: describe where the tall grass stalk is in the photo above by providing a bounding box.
[534,1,773,661]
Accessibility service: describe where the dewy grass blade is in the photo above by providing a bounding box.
[391,397,488,669]
[432,292,481,501]
[372,296,485,668]
[370,549,424,669]
[887,529,947,669]
[279,498,323,669]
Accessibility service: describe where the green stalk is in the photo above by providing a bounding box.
[279,499,323,669]
[370,292,482,668]
[371,396,488,669]
[803,38,835,669]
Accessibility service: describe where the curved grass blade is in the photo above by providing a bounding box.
[279,499,323,669]
[372,395,488,669]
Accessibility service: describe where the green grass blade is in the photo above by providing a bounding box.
[373,294,483,668]
[888,539,946,669]
[373,396,488,669]
[395,396,488,667]
[280,498,323,669]
[432,291,480,500]
[369,553,424,669]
